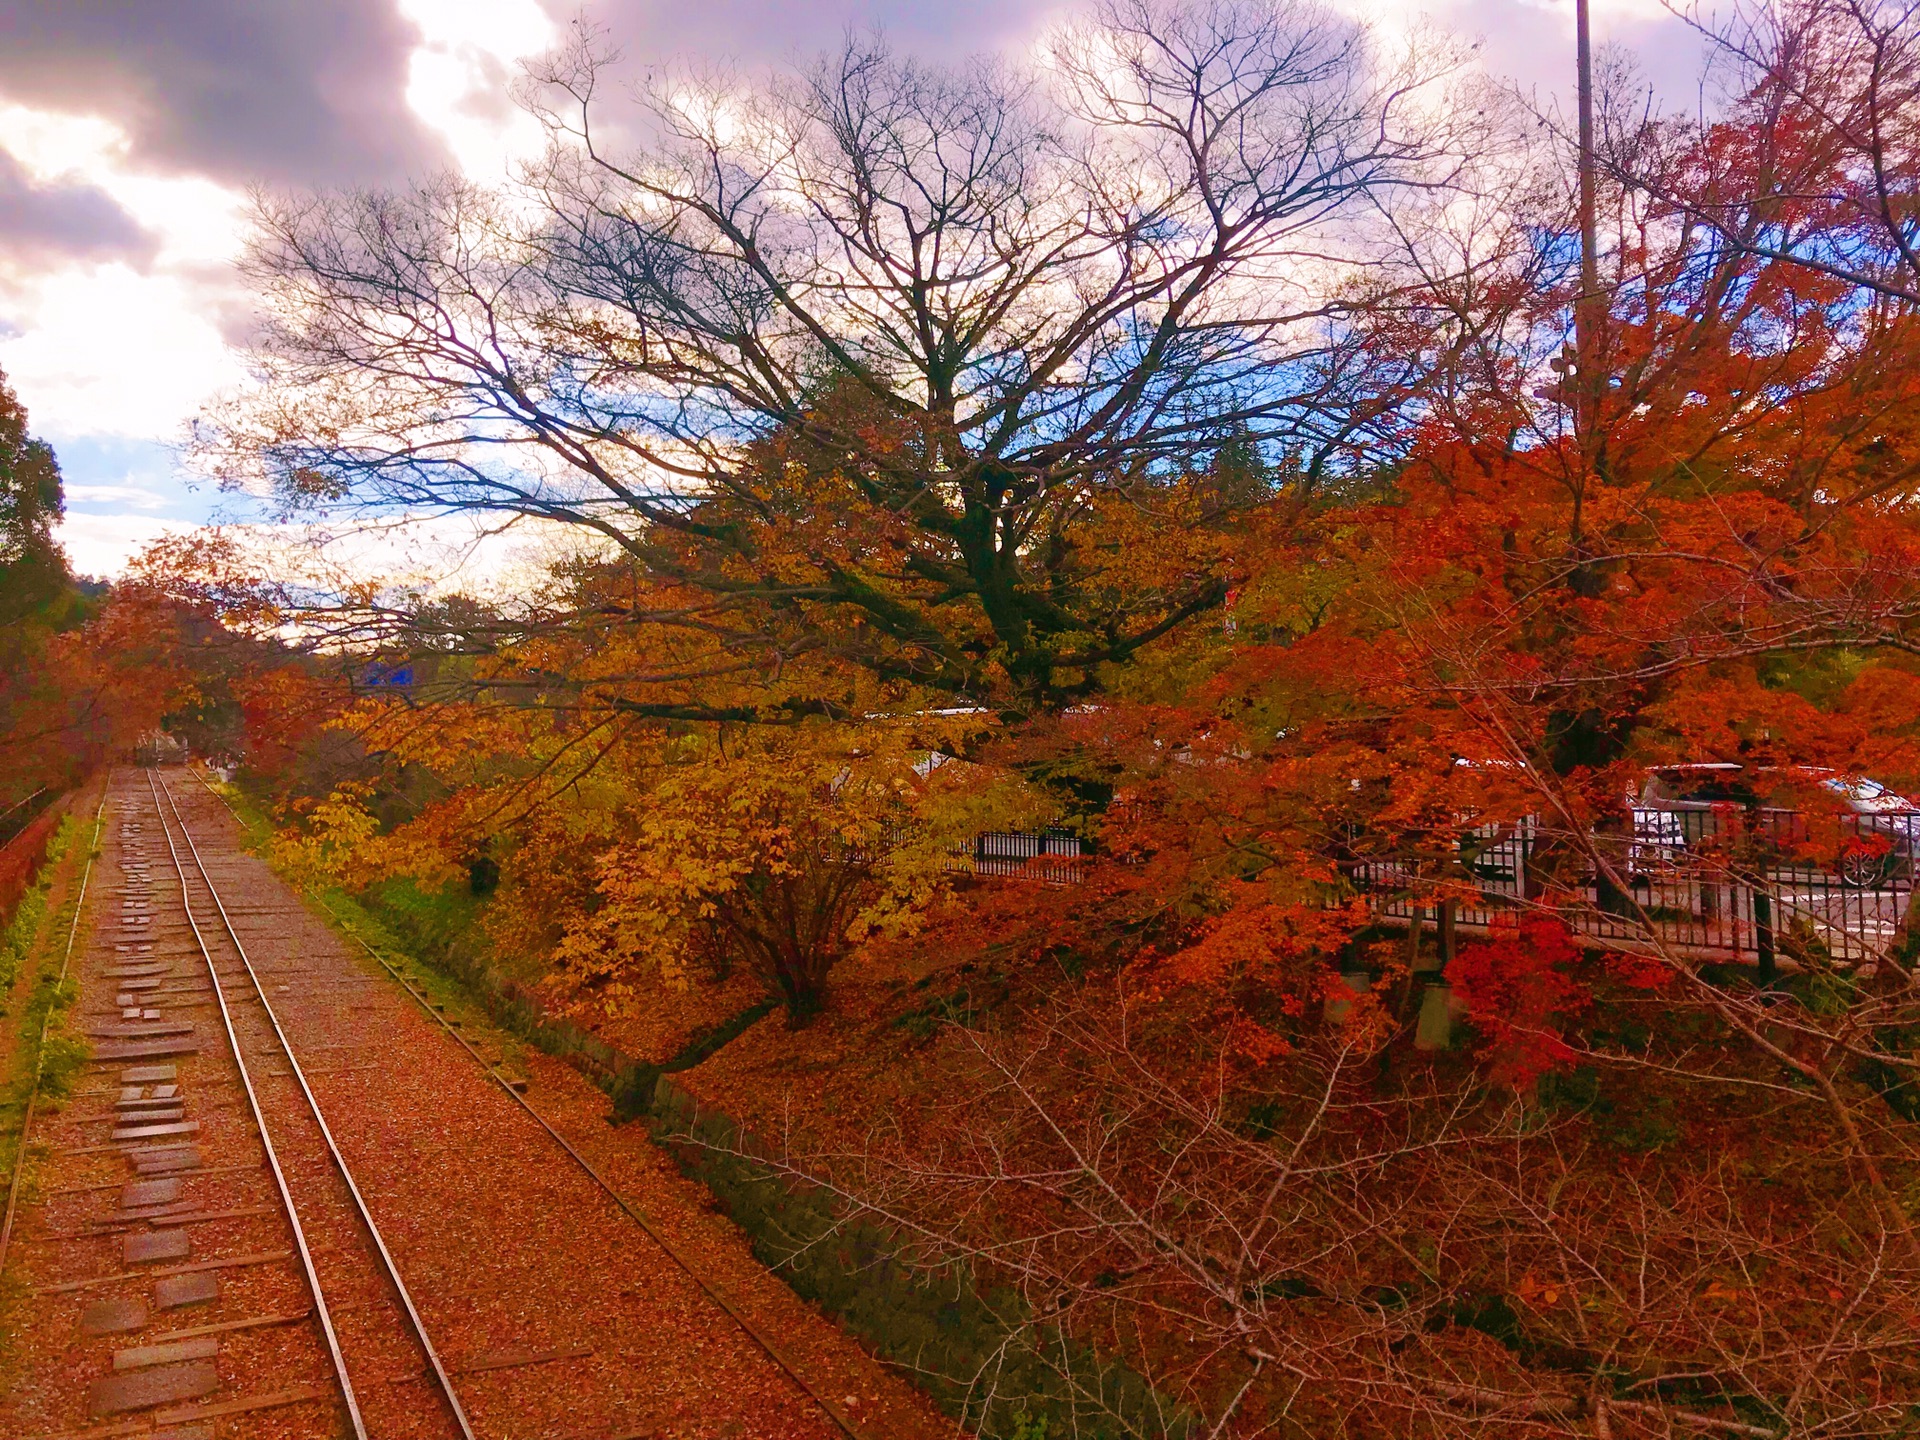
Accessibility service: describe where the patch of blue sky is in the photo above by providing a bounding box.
[51,434,210,521]
[48,431,274,577]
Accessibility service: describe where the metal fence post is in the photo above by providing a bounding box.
[1753,884,1776,985]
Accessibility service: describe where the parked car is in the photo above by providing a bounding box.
[1631,763,1920,887]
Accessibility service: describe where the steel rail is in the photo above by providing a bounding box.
[0,786,107,1281]
[149,769,478,1440]
[184,763,870,1440]
[141,767,376,1440]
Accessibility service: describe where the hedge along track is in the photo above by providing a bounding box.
[183,763,873,1440]
[0,787,108,1283]
[146,767,478,1440]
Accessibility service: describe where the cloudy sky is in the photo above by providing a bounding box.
[0,0,1702,577]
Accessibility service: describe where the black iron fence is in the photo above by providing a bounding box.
[953,828,1088,884]
[1349,805,1919,966]
[948,801,1919,966]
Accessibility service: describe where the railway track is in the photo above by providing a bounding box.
[143,766,477,1440]
[5,766,902,1439]
[0,770,479,1437]
[177,763,872,1440]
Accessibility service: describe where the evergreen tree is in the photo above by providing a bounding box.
[0,367,70,626]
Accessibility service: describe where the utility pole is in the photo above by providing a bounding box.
[1575,0,1601,450]
[1562,0,1602,557]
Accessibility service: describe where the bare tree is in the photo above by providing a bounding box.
[682,965,1920,1438]
[1608,0,1920,306]
[204,0,1472,715]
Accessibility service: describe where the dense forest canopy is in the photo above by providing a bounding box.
[0,371,147,813]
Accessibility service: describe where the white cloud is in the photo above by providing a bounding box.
[0,3,557,578]
[1516,0,1677,26]
[54,505,543,588]
[0,104,128,181]
[1349,0,1675,34]
[0,102,247,270]
[55,511,190,579]
[64,483,172,510]
[140,511,588,620]
[0,262,247,439]
[0,100,251,446]
[397,0,556,179]
[288,509,576,599]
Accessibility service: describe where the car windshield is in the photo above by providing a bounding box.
[1816,773,1918,809]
